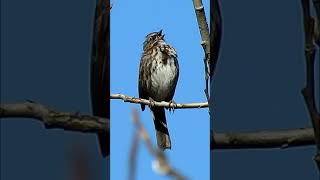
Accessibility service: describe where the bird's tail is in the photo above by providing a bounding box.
[151,107,171,150]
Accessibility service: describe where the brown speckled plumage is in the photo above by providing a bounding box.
[138,30,179,150]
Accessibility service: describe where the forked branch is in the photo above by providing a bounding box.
[192,0,211,100]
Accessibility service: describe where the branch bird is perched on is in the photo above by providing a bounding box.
[138,30,179,150]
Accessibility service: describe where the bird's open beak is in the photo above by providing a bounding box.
[158,29,165,39]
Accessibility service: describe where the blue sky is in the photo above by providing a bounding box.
[110,0,210,179]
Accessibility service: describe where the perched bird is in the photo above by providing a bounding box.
[138,30,179,150]
[90,0,110,157]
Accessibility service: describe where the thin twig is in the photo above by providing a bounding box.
[211,128,315,150]
[131,109,187,180]
[301,0,320,171]
[0,101,109,133]
[111,93,208,109]
[192,0,211,101]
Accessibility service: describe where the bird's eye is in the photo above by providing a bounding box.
[149,36,156,42]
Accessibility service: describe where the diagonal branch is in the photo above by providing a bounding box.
[111,93,208,109]
[0,101,109,133]
[211,128,315,150]
[130,109,187,180]
[301,0,320,171]
[192,0,211,101]
[128,131,140,180]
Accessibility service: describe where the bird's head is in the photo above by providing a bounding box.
[143,30,165,50]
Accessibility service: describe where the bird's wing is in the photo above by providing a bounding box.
[138,54,151,111]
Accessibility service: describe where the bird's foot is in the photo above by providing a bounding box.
[148,97,156,108]
[167,100,177,113]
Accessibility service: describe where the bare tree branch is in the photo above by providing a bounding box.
[192,0,211,100]
[91,0,110,157]
[210,1,223,164]
[211,128,315,150]
[1,102,316,153]
[211,0,222,78]
[130,109,187,180]
[0,101,109,133]
[111,93,208,109]
[301,0,320,171]
[313,0,320,46]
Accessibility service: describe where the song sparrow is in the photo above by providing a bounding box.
[138,30,179,150]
